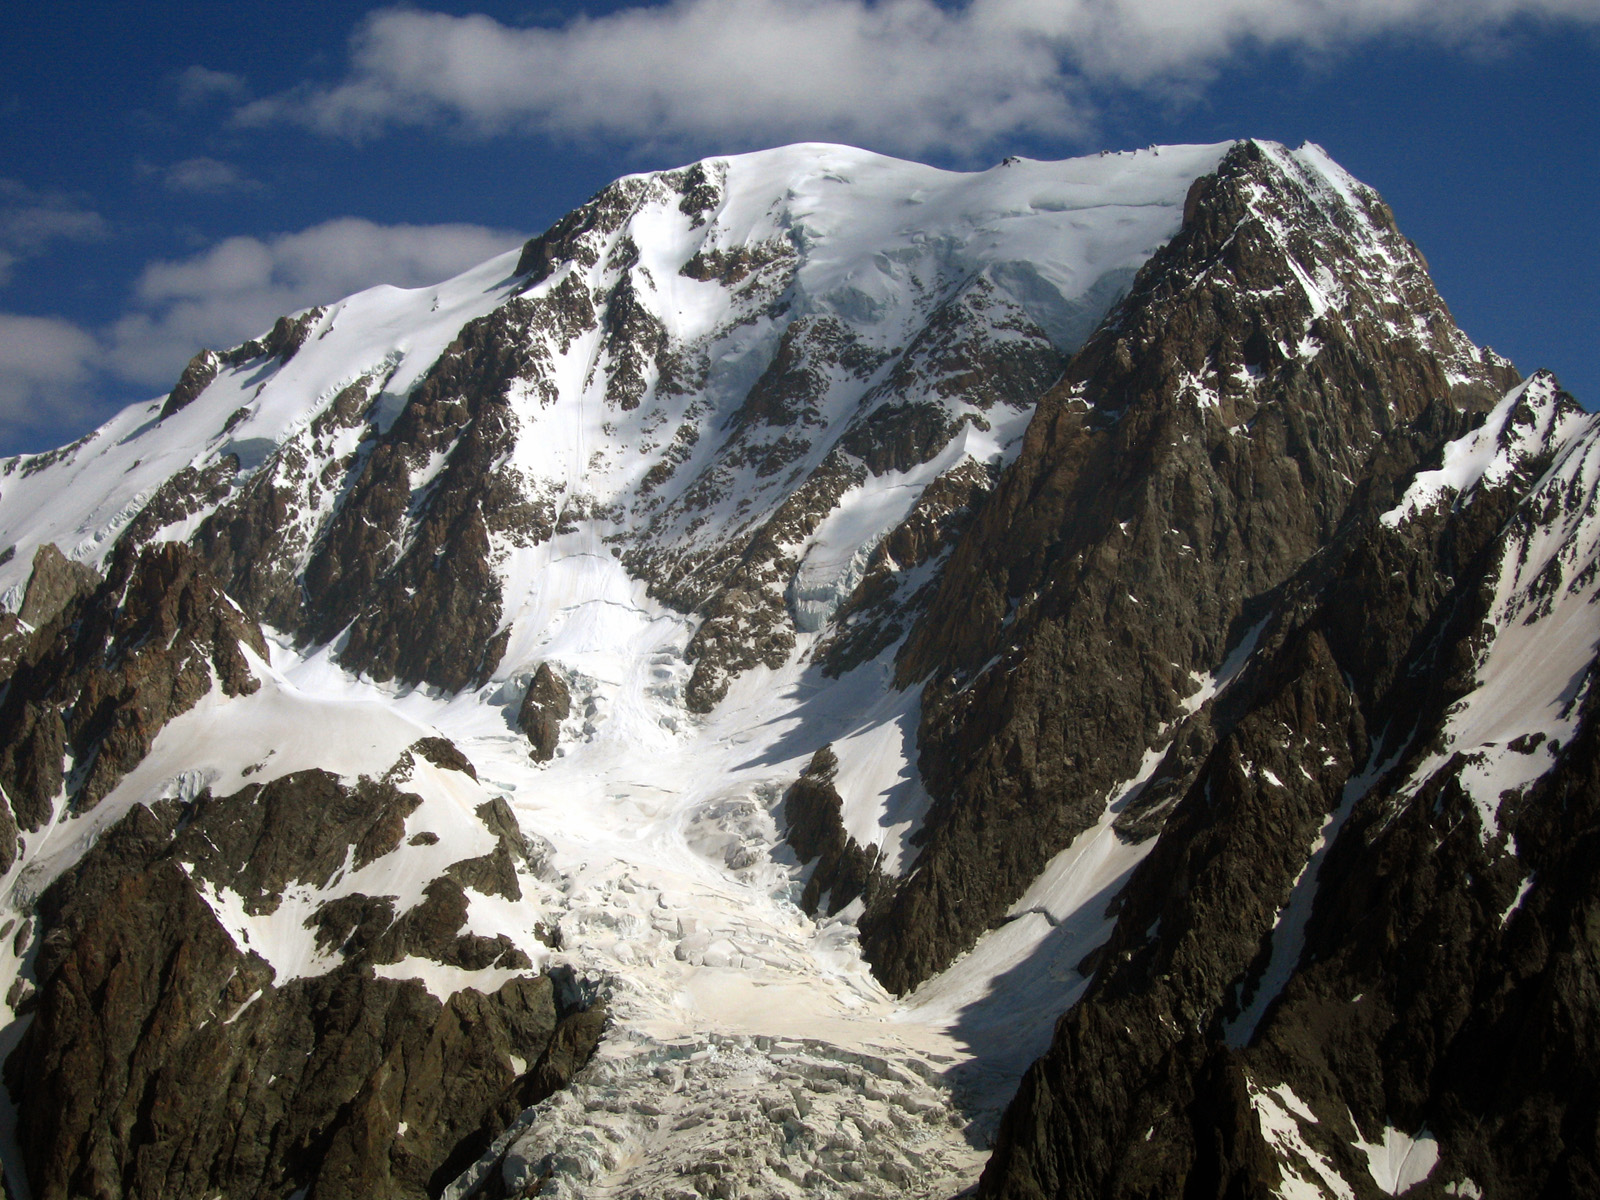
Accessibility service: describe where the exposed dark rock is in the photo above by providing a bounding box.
[978,627,1365,1199]
[119,456,239,550]
[433,1001,610,1196]
[857,275,1065,419]
[667,160,723,226]
[178,770,422,905]
[782,746,887,917]
[16,542,97,628]
[214,307,327,371]
[193,373,379,632]
[679,240,793,286]
[974,370,1593,1197]
[600,270,668,411]
[680,452,865,712]
[11,864,564,1200]
[192,281,595,695]
[7,758,598,1200]
[864,137,1515,995]
[837,400,959,476]
[411,735,479,779]
[300,293,594,691]
[13,430,96,479]
[0,541,265,827]
[634,265,1068,711]
[311,892,398,957]
[0,784,18,876]
[253,306,325,364]
[727,316,884,435]
[5,139,1593,1200]
[157,310,325,422]
[517,663,571,762]
[0,611,27,685]
[522,1001,609,1101]
[368,875,531,969]
[159,349,220,419]
[515,177,649,285]
[446,843,524,902]
[819,456,998,676]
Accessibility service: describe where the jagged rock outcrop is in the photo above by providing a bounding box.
[299,294,593,691]
[7,761,603,1200]
[158,309,327,420]
[0,540,264,829]
[517,663,571,762]
[977,371,1600,1197]
[190,372,380,630]
[819,456,998,676]
[659,277,1062,713]
[15,542,98,627]
[782,746,887,917]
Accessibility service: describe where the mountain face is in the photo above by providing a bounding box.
[0,139,1594,1200]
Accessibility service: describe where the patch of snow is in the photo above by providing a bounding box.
[1179,614,1269,719]
[1500,875,1535,927]
[1248,1079,1355,1200]
[1354,1124,1440,1196]
[1383,372,1583,528]
[899,745,1166,1108]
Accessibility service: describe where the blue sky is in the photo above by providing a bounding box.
[1,1,1595,454]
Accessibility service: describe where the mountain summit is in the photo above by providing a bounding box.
[0,140,1593,1200]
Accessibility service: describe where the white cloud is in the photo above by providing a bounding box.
[0,218,521,452]
[240,0,1600,154]
[0,314,102,444]
[108,217,523,386]
[176,65,249,105]
[0,180,107,286]
[163,157,261,195]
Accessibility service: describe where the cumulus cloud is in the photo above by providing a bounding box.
[176,65,249,105]
[0,180,107,287]
[108,217,523,386]
[163,157,261,195]
[0,218,521,453]
[239,0,1600,154]
[0,314,103,445]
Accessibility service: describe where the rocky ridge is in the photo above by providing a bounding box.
[979,370,1600,1199]
[864,138,1516,994]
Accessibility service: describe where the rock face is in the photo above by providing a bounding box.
[15,542,97,627]
[863,139,1516,993]
[0,540,264,832]
[974,371,1600,1197]
[10,770,603,1200]
[517,663,571,762]
[782,746,886,917]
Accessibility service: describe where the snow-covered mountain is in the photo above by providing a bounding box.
[0,139,1595,1200]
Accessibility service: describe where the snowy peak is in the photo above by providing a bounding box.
[1385,368,1592,527]
[0,139,1242,717]
[2,138,1595,1200]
